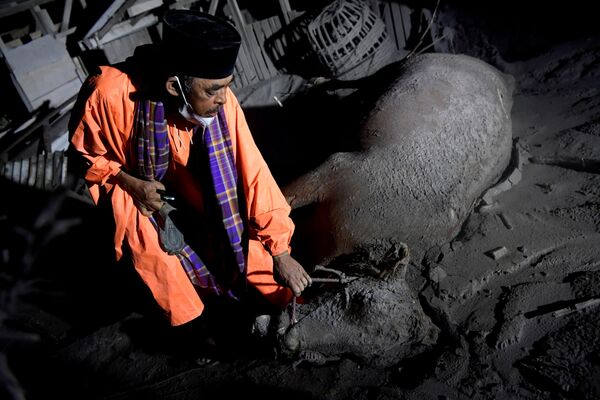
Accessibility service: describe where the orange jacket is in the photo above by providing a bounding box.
[70,66,293,325]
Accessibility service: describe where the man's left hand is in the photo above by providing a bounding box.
[272,252,312,297]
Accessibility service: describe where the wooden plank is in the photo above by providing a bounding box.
[255,18,278,77]
[101,14,157,44]
[27,155,36,186]
[2,161,11,181]
[231,66,241,89]
[257,21,275,77]
[44,152,54,189]
[267,15,284,58]
[232,54,246,88]
[226,0,247,41]
[238,44,255,84]
[0,36,8,56]
[11,159,20,182]
[61,151,68,186]
[278,0,292,24]
[32,78,81,111]
[238,68,249,88]
[127,0,162,17]
[265,16,285,69]
[20,158,29,185]
[266,18,281,76]
[102,24,154,64]
[97,0,138,39]
[61,0,73,32]
[31,6,56,34]
[256,16,280,77]
[55,26,77,44]
[232,53,243,83]
[5,35,82,111]
[258,18,271,40]
[241,54,255,86]
[236,47,249,86]
[391,2,408,49]
[83,0,127,38]
[382,2,400,51]
[287,10,303,22]
[239,51,253,86]
[226,0,265,81]
[0,0,53,18]
[235,42,256,85]
[35,153,45,190]
[208,0,219,15]
[243,26,267,80]
[254,29,274,78]
[278,0,291,14]
[5,38,23,49]
[52,151,62,187]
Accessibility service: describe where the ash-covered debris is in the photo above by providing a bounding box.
[517,311,600,399]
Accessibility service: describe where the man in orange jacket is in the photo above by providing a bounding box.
[69,10,311,352]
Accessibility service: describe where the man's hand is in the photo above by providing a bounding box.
[272,251,312,297]
[114,171,165,216]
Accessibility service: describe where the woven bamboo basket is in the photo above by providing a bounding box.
[307,0,395,79]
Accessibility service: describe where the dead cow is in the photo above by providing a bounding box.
[276,242,439,368]
[284,53,515,265]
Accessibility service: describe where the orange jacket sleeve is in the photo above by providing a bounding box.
[70,67,135,203]
[225,90,295,256]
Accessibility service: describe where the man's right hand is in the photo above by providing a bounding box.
[114,171,165,216]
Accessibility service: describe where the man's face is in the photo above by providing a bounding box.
[186,75,234,117]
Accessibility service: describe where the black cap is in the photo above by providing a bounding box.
[160,10,241,79]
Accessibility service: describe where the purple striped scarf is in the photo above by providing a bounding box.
[134,100,246,297]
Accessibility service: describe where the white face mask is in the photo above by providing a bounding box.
[175,76,215,127]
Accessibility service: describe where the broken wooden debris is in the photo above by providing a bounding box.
[1,151,67,190]
[486,246,509,260]
[553,298,600,318]
[498,212,513,230]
